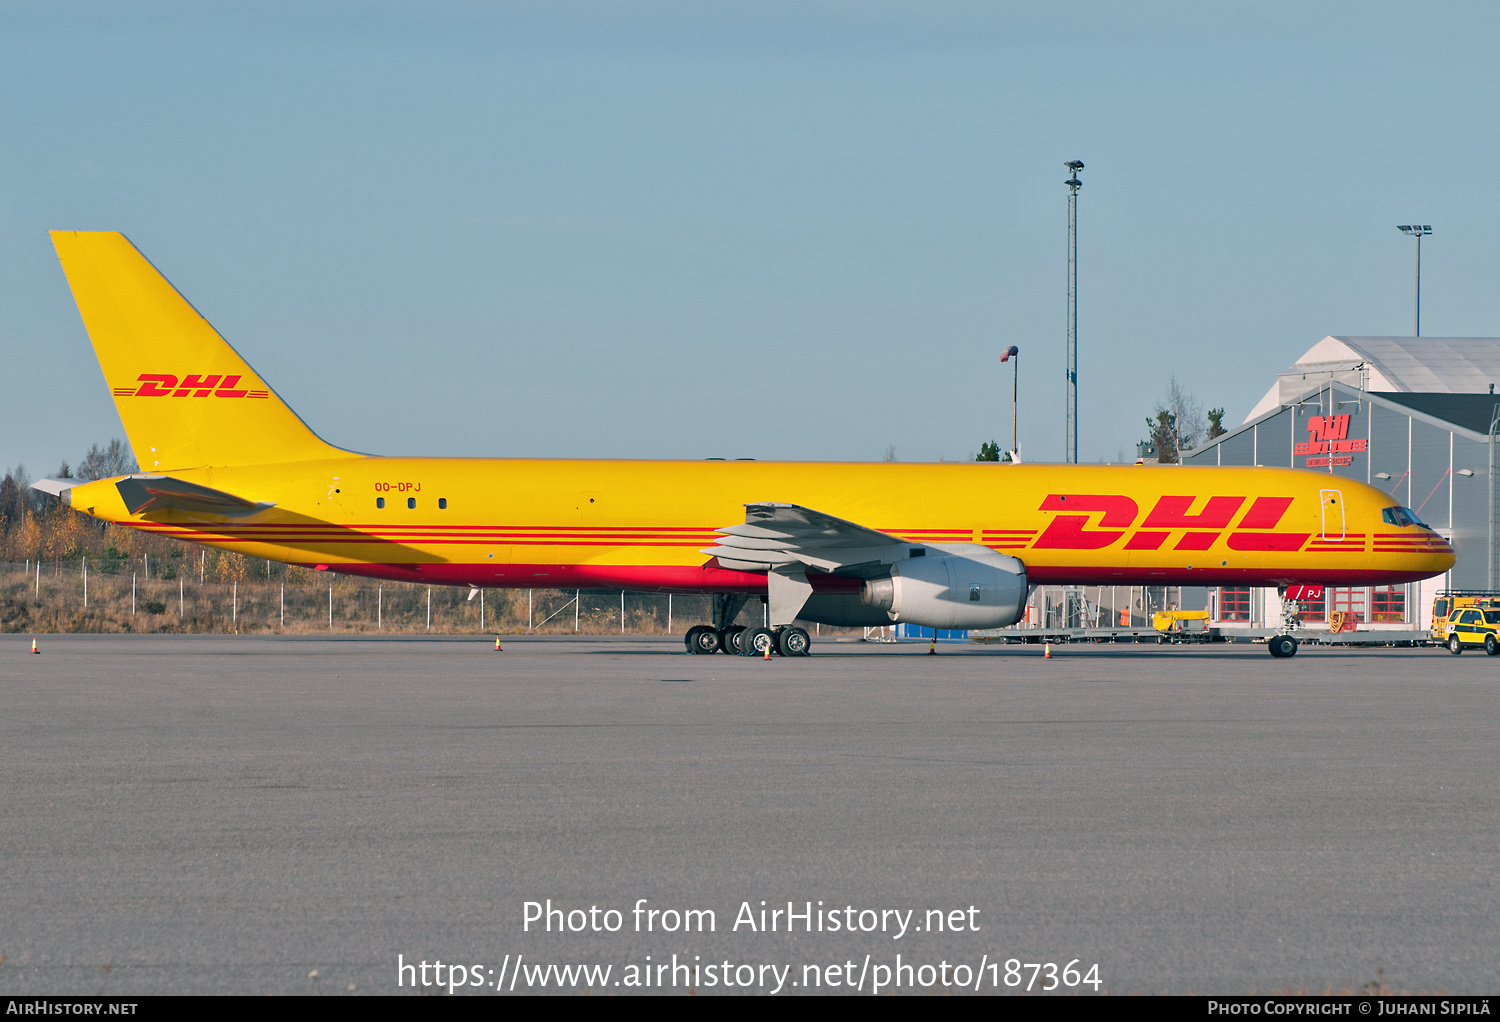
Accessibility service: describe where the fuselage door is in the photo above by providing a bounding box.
[1320,489,1344,541]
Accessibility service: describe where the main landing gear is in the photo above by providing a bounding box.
[683,623,811,657]
[685,625,723,654]
[683,594,812,656]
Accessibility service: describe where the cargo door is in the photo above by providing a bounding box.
[1320,489,1344,541]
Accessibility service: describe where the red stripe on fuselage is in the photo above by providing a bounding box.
[313,561,864,593]
[282,560,1440,592]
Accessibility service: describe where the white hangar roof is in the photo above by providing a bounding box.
[1246,335,1500,422]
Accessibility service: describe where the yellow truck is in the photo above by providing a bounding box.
[1431,592,1500,655]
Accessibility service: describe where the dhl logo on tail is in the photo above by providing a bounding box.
[112,373,270,399]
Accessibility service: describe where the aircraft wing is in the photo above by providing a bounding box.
[113,475,276,516]
[702,502,903,573]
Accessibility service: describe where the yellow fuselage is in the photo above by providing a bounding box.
[67,459,1453,592]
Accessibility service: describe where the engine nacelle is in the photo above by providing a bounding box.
[860,544,1027,630]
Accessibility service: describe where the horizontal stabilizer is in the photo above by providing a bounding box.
[30,477,86,497]
[115,475,275,517]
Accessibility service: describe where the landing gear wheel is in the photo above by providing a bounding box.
[1269,634,1299,658]
[742,626,776,657]
[1487,635,1499,657]
[777,626,811,657]
[1448,634,1463,655]
[685,625,721,655]
[722,625,746,655]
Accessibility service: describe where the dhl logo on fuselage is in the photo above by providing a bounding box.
[1033,494,1310,552]
[111,374,270,399]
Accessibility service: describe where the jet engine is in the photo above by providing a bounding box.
[858,544,1027,630]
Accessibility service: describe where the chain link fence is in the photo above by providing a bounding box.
[1,559,718,635]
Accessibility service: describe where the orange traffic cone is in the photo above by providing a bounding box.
[30,637,40,654]
[928,634,937,655]
[1044,641,1051,659]
[763,637,772,660]
[494,636,503,651]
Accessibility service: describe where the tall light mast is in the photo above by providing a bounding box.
[1396,224,1432,336]
[1065,161,1084,463]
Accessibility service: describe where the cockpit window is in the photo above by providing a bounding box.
[1382,506,1428,528]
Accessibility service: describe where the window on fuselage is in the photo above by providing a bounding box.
[376,497,385,509]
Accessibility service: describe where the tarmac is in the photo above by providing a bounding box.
[1,634,1496,995]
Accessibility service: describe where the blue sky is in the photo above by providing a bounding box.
[4,1,1499,473]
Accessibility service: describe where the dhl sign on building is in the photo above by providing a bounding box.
[1294,414,1366,468]
[1188,335,1500,636]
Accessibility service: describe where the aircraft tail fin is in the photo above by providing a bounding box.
[49,230,356,471]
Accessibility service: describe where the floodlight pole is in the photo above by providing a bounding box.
[1065,161,1084,463]
[1001,344,1020,458]
[1415,231,1421,337]
[1012,350,1019,456]
[1490,404,1499,590]
[1397,225,1432,337]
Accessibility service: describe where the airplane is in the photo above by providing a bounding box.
[33,231,1454,658]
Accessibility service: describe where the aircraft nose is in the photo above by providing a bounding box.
[1421,528,1456,568]
[1371,519,1454,572]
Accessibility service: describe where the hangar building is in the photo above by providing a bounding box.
[1184,336,1500,636]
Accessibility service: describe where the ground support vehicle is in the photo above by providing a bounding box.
[1152,610,1212,644]
[1435,604,1500,655]
[1431,592,1500,647]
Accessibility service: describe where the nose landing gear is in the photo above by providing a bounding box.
[1268,634,1300,658]
[1268,586,1302,657]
